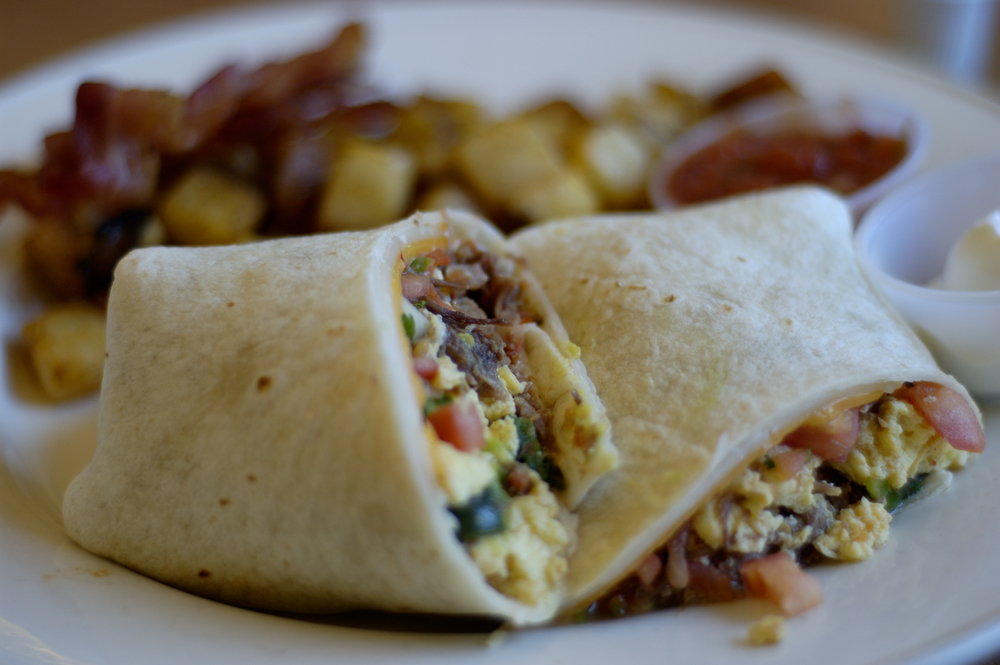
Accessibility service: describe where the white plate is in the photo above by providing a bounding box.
[3,2,1000,664]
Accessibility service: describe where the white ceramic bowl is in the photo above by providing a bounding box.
[648,94,930,220]
[855,153,1000,400]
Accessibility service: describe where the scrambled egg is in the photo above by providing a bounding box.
[831,396,970,492]
[747,614,787,645]
[412,307,446,357]
[467,472,575,605]
[416,310,575,605]
[430,438,497,506]
[692,454,825,555]
[813,498,891,560]
[691,394,969,563]
[521,327,616,506]
[487,416,521,466]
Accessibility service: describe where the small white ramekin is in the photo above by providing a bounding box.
[855,153,1000,400]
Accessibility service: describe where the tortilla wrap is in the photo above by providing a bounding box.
[61,210,613,625]
[509,187,981,609]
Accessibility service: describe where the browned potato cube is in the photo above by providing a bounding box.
[158,167,266,246]
[511,169,599,223]
[572,123,651,209]
[519,99,590,156]
[415,182,482,214]
[455,120,562,208]
[317,141,417,231]
[394,96,485,178]
[22,304,106,401]
[23,221,87,299]
[138,217,167,248]
[610,81,704,149]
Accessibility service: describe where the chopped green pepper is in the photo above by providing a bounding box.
[865,474,926,513]
[423,394,453,416]
[865,478,891,501]
[884,475,925,513]
[762,455,775,470]
[484,437,514,466]
[409,256,434,273]
[449,483,510,541]
[607,594,628,618]
[401,313,415,342]
[571,603,599,623]
[514,417,566,491]
[514,416,537,446]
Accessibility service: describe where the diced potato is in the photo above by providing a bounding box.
[573,123,651,209]
[415,181,481,214]
[610,81,704,149]
[138,217,167,247]
[519,99,590,156]
[158,167,266,245]
[455,120,562,208]
[24,221,87,299]
[510,168,599,223]
[317,141,417,231]
[394,96,485,178]
[22,304,106,401]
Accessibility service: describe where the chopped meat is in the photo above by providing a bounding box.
[504,464,535,496]
[424,300,506,326]
[441,326,507,402]
[513,391,554,451]
[450,296,488,320]
[444,263,489,290]
[406,239,563,491]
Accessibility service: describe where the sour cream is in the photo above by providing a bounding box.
[939,210,1000,291]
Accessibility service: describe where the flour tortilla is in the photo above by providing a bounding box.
[61,210,611,625]
[509,187,981,609]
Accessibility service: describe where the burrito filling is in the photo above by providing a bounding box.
[581,382,982,619]
[401,239,607,606]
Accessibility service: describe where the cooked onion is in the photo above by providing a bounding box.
[636,553,663,586]
[665,527,689,589]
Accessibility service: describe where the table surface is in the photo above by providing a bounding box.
[0,0,978,82]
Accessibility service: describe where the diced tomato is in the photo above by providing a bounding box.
[767,446,810,480]
[400,272,431,300]
[424,284,452,310]
[425,247,451,268]
[412,356,438,380]
[740,552,823,616]
[897,381,985,453]
[782,407,859,462]
[427,401,485,452]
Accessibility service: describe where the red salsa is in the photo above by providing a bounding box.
[666,128,907,205]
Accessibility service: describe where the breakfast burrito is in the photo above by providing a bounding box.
[61,210,616,625]
[509,187,984,619]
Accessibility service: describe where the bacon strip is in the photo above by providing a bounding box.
[0,23,367,227]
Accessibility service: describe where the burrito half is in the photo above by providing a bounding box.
[62,210,615,625]
[510,187,984,618]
